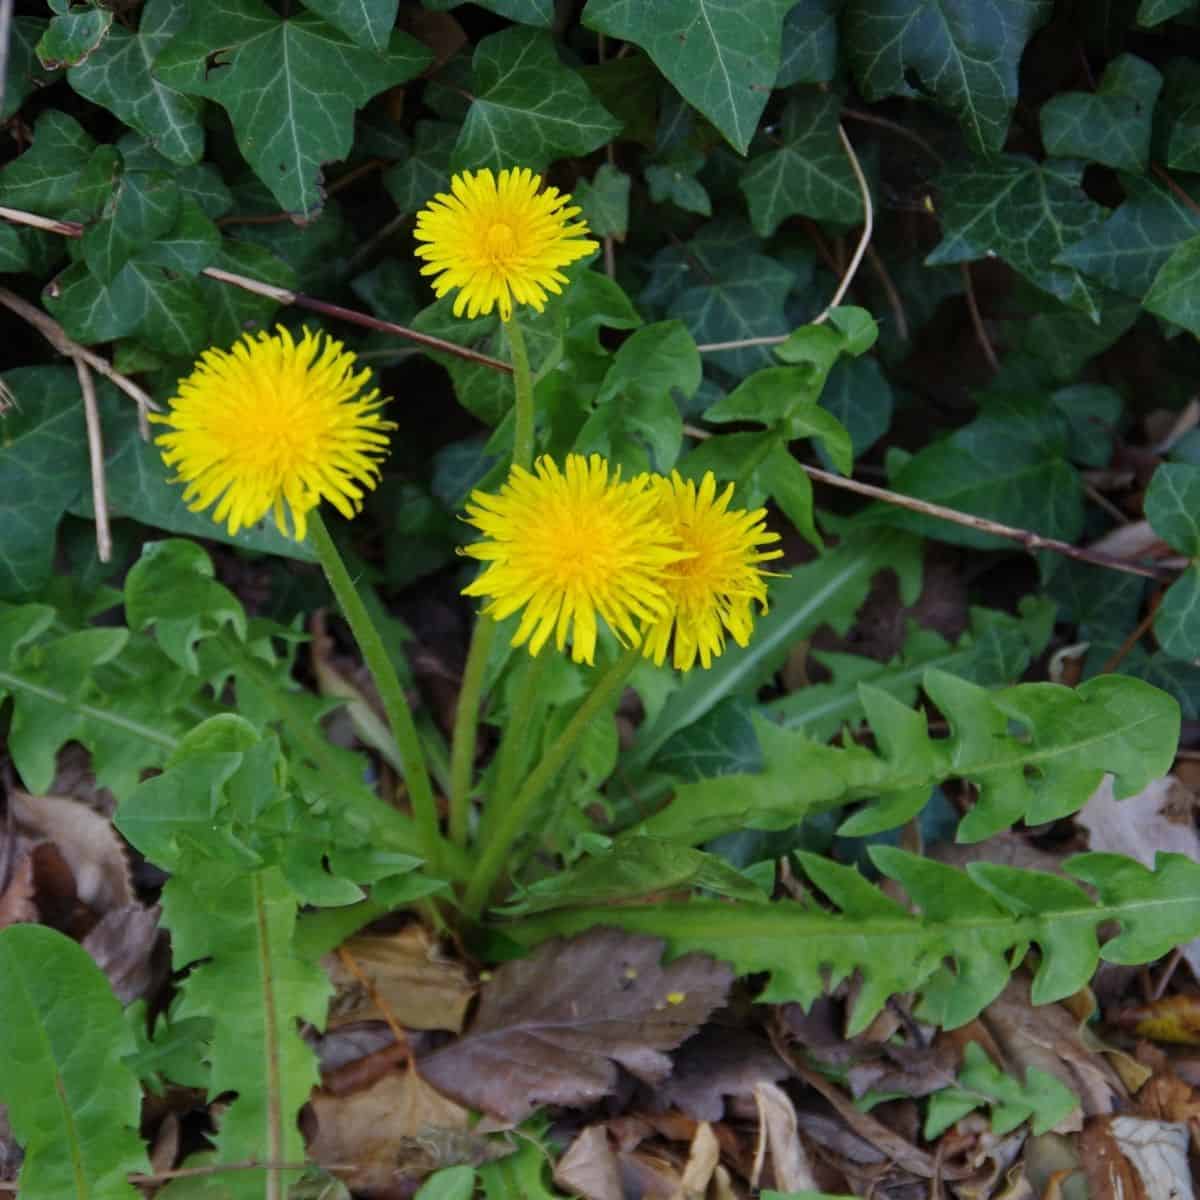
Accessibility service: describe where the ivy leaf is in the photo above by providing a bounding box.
[582,0,793,155]
[645,154,713,216]
[575,163,631,239]
[739,93,863,236]
[843,0,1052,155]
[198,239,297,348]
[0,366,89,598]
[2,17,59,122]
[820,356,895,457]
[81,167,180,284]
[421,0,554,25]
[1055,176,1200,300]
[1040,54,1161,173]
[300,0,399,50]
[1144,234,1200,335]
[384,118,456,213]
[926,156,1106,317]
[37,0,114,69]
[153,0,431,218]
[1145,462,1200,556]
[0,110,98,218]
[1138,0,1196,25]
[777,0,839,86]
[453,27,621,171]
[0,924,150,1200]
[138,195,221,275]
[1154,565,1200,660]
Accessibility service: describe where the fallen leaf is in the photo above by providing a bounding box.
[81,903,163,1003]
[307,1067,471,1197]
[12,790,133,914]
[1111,994,1200,1046]
[418,928,733,1124]
[751,1081,817,1193]
[1079,1117,1150,1200]
[0,850,36,928]
[673,1121,719,1200]
[554,1125,623,1200]
[1111,1116,1193,1200]
[654,1027,789,1121]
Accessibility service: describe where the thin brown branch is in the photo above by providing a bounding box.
[1100,604,1159,675]
[960,262,999,371]
[1151,163,1200,218]
[802,463,1172,581]
[0,286,160,415]
[866,243,908,343]
[0,206,514,374]
[75,358,111,563]
[697,123,873,352]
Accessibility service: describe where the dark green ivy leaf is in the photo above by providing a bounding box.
[2,17,59,122]
[776,0,839,87]
[739,93,863,236]
[37,0,113,69]
[301,0,399,50]
[575,163,631,239]
[844,0,1052,155]
[453,27,621,171]
[154,0,431,218]
[0,110,98,218]
[81,167,180,284]
[1138,0,1197,26]
[1144,234,1200,335]
[926,156,1106,317]
[1040,54,1161,173]
[583,0,793,155]
[67,0,205,166]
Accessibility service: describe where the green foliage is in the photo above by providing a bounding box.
[504,847,1200,1033]
[0,924,150,1200]
[924,1042,1079,1138]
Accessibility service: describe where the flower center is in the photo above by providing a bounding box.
[485,221,517,262]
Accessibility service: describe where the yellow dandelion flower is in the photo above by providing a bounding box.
[641,471,785,672]
[414,167,598,321]
[460,454,687,666]
[151,327,395,541]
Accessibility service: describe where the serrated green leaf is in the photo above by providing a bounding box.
[37,2,113,69]
[502,850,1200,1033]
[453,27,621,171]
[302,0,399,50]
[0,366,89,597]
[67,0,205,166]
[0,110,96,217]
[777,0,839,86]
[1145,462,1200,555]
[575,162,630,239]
[583,0,792,154]
[1144,233,1200,335]
[2,17,60,122]
[154,0,431,218]
[844,0,1052,155]
[46,257,208,357]
[927,156,1106,316]
[82,167,181,283]
[0,924,149,1200]
[1040,54,1161,173]
[739,93,862,236]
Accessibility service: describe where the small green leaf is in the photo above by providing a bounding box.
[67,0,205,166]
[2,17,60,122]
[583,0,793,154]
[739,93,863,236]
[0,924,150,1200]
[154,0,431,218]
[1145,462,1200,555]
[927,156,1106,317]
[1154,565,1200,660]
[575,162,631,239]
[37,1,113,69]
[0,110,97,217]
[81,168,181,283]
[1144,234,1200,335]
[1040,54,1161,173]
[138,195,221,275]
[645,154,713,216]
[453,27,621,171]
[762,442,821,550]
[1138,0,1196,26]
[844,0,1052,155]
[777,0,839,86]
[819,356,895,457]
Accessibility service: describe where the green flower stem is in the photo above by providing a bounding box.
[308,510,443,871]
[447,614,496,846]
[505,312,535,471]
[462,643,642,919]
[447,312,536,850]
[480,648,552,846]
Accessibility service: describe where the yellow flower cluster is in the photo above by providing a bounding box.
[461,454,783,671]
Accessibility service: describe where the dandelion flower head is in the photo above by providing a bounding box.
[460,454,687,665]
[152,326,395,541]
[640,471,784,671]
[414,167,598,321]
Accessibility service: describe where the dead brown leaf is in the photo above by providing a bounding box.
[325,925,474,1034]
[554,1125,624,1200]
[1112,994,1200,1046]
[654,1027,789,1121]
[673,1121,720,1200]
[751,1081,817,1193]
[307,1067,471,1198]
[0,849,36,928]
[1110,1116,1193,1200]
[1079,1117,1152,1200]
[418,928,733,1124]
[11,790,133,915]
[81,903,164,1004]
